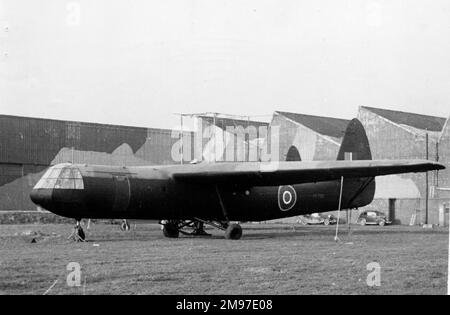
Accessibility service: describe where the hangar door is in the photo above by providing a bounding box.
[286,146,301,161]
[112,176,130,212]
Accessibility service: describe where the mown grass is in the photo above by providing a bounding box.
[0,223,447,295]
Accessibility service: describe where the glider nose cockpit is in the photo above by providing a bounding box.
[30,163,84,211]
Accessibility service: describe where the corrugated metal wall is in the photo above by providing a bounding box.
[357,108,449,224]
[270,109,449,225]
[0,115,192,210]
[199,116,269,162]
[357,108,439,196]
[269,113,341,162]
[438,119,450,194]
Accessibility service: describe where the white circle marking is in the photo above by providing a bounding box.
[277,185,297,212]
[282,191,292,205]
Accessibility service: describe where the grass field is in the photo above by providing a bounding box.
[0,223,448,295]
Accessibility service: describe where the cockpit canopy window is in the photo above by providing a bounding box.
[34,164,84,190]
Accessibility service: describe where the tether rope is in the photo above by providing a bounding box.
[334,176,344,242]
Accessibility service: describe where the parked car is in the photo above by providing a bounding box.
[356,210,391,226]
[297,213,337,226]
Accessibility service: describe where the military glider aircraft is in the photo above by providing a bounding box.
[30,119,444,240]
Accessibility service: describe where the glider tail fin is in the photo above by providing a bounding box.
[337,118,372,161]
[337,118,375,208]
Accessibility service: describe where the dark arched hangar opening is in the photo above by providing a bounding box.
[286,146,301,161]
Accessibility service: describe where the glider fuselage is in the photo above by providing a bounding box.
[30,163,375,222]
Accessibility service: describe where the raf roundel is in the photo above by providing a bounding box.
[278,185,297,211]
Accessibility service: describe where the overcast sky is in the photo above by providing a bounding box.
[1,0,449,129]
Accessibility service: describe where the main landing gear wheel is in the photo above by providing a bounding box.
[225,223,242,240]
[163,222,180,238]
[160,219,242,240]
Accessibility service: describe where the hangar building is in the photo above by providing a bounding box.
[437,117,450,198]
[357,106,448,224]
[1,108,448,226]
[268,111,349,162]
[196,114,269,162]
[265,107,449,225]
[0,114,192,211]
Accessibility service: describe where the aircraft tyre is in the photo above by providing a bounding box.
[225,223,242,240]
[163,223,180,238]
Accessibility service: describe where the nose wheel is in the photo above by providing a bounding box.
[120,219,130,231]
[68,220,86,242]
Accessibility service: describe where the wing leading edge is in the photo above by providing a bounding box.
[168,160,445,187]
